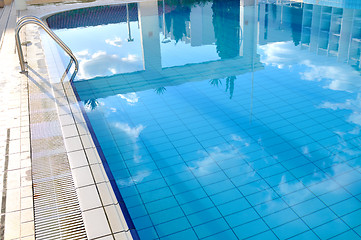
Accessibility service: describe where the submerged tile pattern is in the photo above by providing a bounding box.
[75,72,361,239]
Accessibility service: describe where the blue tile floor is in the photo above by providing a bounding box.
[73,66,361,239]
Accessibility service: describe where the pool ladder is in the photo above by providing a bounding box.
[15,16,79,82]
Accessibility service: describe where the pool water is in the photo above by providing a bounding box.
[47,1,361,239]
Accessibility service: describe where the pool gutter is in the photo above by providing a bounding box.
[18,1,147,239]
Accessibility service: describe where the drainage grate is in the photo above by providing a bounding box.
[31,138,88,240]
[29,89,87,238]
[26,19,88,239]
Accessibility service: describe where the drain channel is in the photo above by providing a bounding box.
[31,142,87,240]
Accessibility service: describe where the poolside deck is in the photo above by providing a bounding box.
[0,1,133,239]
[0,2,34,240]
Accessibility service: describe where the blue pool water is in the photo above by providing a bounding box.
[47,1,361,239]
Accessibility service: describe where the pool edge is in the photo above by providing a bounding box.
[22,3,141,239]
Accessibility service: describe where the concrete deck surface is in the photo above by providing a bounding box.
[0,2,33,240]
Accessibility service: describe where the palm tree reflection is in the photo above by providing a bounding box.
[155,87,167,95]
[225,76,235,99]
[209,76,235,99]
[209,78,222,87]
[84,98,99,111]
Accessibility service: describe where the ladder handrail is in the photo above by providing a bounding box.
[17,16,73,53]
[15,16,79,82]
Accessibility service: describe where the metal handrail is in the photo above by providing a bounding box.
[17,16,73,53]
[15,16,79,82]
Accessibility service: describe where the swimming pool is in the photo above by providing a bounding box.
[47,1,361,239]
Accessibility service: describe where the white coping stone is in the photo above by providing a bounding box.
[72,111,86,123]
[20,185,32,198]
[97,182,118,206]
[67,149,89,169]
[21,196,33,210]
[76,122,89,135]
[62,123,79,138]
[71,165,94,188]
[59,114,75,126]
[20,221,35,238]
[105,204,129,233]
[97,235,115,240]
[77,185,103,211]
[86,147,103,164]
[58,107,73,117]
[115,231,133,240]
[82,207,112,239]
[80,133,94,149]
[90,163,108,183]
[21,235,36,240]
[21,207,34,223]
[64,135,83,152]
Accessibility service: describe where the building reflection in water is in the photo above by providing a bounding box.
[258,1,361,69]
[74,0,261,99]
[157,0,361,71]
[62,0,361,98]
[48,0,361,77]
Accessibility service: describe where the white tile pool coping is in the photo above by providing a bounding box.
[25,11,128,240]
[14,0,155,239]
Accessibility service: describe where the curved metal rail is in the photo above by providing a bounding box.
[15,16,79,82]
